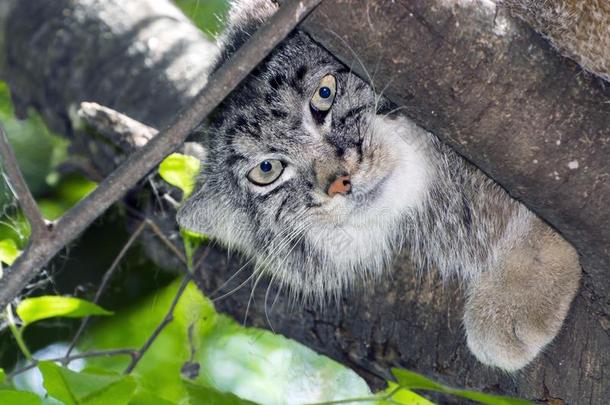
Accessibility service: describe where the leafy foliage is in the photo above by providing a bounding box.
[0,238,20,266]
[39,362,137,405]
[158,153,201,199]
[390,369,532,405]
[0,82,69,201]
[16,296,112,328]
[0,389,41,405]
[184,380,258,405]
[36,175,97,221]
[174,0,230,36]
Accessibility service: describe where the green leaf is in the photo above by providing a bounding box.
[39,361,136,405]
[158,153,200,198]
[16,296,112,327]
[391,368,445,391]
[380,382,435,405]
[180,229,208,271]
[174,0,229,36]
[0,368,5,384]
[81,279,371,404]
[128,390,175,405]
[0,238,21,265]
[0,389,41,405]
[391,368,533,405]
[453,390,533,405]
[184,380,259,405]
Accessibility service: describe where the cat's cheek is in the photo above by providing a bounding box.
[176,189,222,237]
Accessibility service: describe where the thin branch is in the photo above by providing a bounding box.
[0,123,47,237]
[65,216,188,361]
[64,220,148,361]
[123,274,192,374]
[0,0,323,309]
[77,102,158,151]
[143,218,187,264]
[8,348,137,379]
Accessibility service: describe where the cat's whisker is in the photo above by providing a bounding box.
[210,219,309,302]
[325,29,378,100]
[263,225,312,323]
[381,105,410,118]
[242,264,267,326]
[246,220,312,326]
[215,221,308,302]
[263,272,279,333]
[209,209,311,300]
[256,217,312,274]
[210,261,261,303]
[255,212,312,270]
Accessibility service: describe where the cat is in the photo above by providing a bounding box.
[177,0,581,372]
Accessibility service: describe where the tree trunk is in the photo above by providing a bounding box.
[0,0,607,403]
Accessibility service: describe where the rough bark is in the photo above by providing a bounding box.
[1,0,608,404]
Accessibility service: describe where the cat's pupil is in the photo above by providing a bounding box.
[319,86,331,99]
[260,161,273,172]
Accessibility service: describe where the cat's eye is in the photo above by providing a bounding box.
[247,159,284,186]
[310,74,336,113]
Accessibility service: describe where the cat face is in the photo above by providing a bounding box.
[177,31,432,300]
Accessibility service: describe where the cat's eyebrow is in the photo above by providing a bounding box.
[225,153,247,168]
[338,105,367,125]
[336,67,351,75]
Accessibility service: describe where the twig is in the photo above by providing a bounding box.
[64,220,148,361]
[0,0,323,309]
[302,386,402,405]
[143,218,187,264]
[8,348,136,379]
[65,216,188,361]
[123,274,192,374]
[122,205,188,265]
[78,102,158,150]
[5,304,32,360]
[0,123,47,238]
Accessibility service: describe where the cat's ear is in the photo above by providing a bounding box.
[176,188,221,237]
[216,0,279,66]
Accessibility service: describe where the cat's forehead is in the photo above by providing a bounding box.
[262,32,342,78]
[209,32,374,165]
[222,34,345,105]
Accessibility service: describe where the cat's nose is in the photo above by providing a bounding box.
[327,175,352,197]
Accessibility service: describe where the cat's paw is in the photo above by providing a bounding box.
[463,218,580,371]
[464,293,563,371]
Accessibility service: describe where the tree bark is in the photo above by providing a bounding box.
[1,0,607,403]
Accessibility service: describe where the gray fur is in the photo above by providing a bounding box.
[178,0,581,371]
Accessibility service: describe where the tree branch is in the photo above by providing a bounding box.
[0,124,47,238]
[123,274,191,374]
[7,348,137,380]
[77,102,158,151]
[65,220,148,361]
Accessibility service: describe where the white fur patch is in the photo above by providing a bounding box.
[306,115,433,278]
